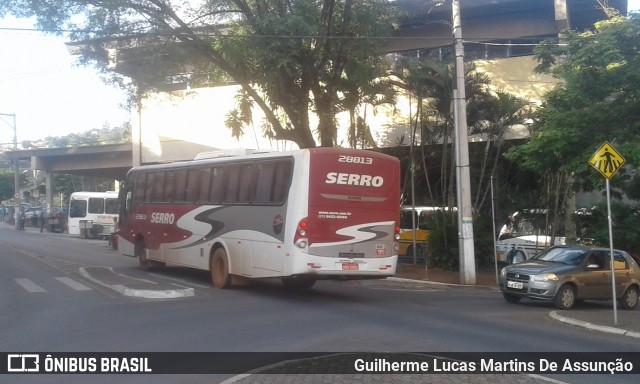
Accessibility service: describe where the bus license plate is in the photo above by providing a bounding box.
[507,280,523,289]
[342,263,359,270]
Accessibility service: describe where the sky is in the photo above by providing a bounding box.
[1,1,639,147]
[0,16,130,147]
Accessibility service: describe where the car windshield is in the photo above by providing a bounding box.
[532,248,586,265]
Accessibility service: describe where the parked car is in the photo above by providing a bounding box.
[23,207,42,219]
[499,245,640,310]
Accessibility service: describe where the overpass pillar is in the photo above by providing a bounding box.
[45,171,54,214]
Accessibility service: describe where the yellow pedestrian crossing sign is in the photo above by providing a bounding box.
[589,141,625,179]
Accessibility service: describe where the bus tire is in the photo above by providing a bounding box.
[211,248,231,289]
[282,277,316,290]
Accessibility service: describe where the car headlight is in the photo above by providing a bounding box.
[500,267,507,277]
[531,273,558,282]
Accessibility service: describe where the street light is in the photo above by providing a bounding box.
[0,112,20,229]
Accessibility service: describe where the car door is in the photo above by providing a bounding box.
[612,252,631,298]
[578,250,609,299]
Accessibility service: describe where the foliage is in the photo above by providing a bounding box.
[0,169,30,202]
[576,203,640,258]
[503,13,640,245]
[0,171,15,201]
[506,14,640,198]
[43,123,131,148]
[1,0,400,149]
[392,59,495,209]
[425,210,459,270]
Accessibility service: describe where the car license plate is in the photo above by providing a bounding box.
[342,263,359,270]
[507,280,523,289]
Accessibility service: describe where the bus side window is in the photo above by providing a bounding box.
[272,160,292,203]
[174,170,187,202]
[254,162,276,204]
[152,171,165,202]
[134,173,146,202]
[238,163,254,203]
[197,168,211,203]
[186,168,201,202]
[224,164,241,204]
[144,172,155,202]
[209,167,222,204]
[164,170,175,202]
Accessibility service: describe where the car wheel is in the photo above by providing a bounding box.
[503,293,521,304]
[554,284,576,310]
[620,286,639,310]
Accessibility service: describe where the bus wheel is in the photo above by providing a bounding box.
[211,248,231,289]
[282,277,316,290]
[136,241,152,271]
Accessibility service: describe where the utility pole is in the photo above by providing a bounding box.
[0,112,20,229]
[452,0,476,284]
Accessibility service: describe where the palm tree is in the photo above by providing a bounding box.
[468,90,533,218]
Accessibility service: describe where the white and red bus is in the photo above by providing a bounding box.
[117,148,401,289]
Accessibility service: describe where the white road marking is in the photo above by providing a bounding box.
[15,278,46,293]
[55,277,93,291]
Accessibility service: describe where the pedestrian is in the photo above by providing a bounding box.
[38,210,46,233]
[18,209,25,230]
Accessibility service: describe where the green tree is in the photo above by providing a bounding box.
[1,0,399,148]
[507,13,640,200]
[505,12,640,244]
[43,123,131,148]
[0,171,15,201]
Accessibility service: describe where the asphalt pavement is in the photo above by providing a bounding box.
[10,222,640,339]
[6,223,640,383]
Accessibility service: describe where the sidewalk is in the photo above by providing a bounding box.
[395,263,640,339]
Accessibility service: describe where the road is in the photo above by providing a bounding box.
[0,224,638,384]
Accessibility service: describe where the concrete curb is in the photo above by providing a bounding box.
[549,311,640,339]
[79,266,194,299]
[387,276,500,290]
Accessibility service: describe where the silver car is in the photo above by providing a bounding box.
[499,245,640,310]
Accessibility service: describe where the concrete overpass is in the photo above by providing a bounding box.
[4,143,132,210]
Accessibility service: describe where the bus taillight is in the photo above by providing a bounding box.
[294,218,309,248]
[394,223,401,241]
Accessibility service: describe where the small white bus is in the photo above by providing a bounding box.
[68,191,120,238]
